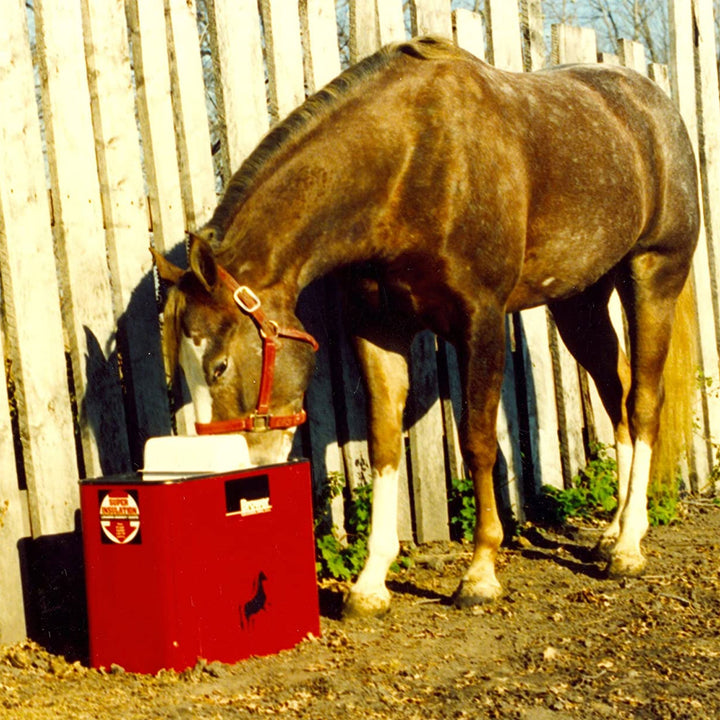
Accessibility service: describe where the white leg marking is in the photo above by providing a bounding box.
[179,336,213,426]
[346,467,400,616]
[608,439,652,576]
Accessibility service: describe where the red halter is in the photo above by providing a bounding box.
[194,266,319,434]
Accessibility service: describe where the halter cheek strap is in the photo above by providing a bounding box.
[194,266,319,435]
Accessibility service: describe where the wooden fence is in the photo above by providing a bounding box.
[1,0,719,649]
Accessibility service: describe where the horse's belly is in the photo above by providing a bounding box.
[507,232,633,312]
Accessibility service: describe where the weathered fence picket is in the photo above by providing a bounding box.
[693,0,720,490]
[376,0,406,46]
[0,0,80,541]
[37,0,131,477]
[350,0,380,61]
[0,323,26,643]
[552,24,597,63]
[413,0,453,37]
[453,8,486,57]
[550,23,618,459]
[671,0,718,488]
[1,0,719,647]
[490,0,567,502]
[207,0,269,176]
[82,0,172,463]
[125,0,186,259]
[302,0,343,92]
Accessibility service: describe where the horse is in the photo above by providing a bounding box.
[240,571,268,629]
[152,37,699,617]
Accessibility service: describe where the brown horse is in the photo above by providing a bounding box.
[153,37,699,616]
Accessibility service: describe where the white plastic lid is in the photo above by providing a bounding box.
[141,435,252,481]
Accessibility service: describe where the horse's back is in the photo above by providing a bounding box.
[535,63,699,263]
[310,41,701,312]
[483,61,700,308]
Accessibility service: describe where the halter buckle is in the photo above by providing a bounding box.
[234,286,261,314]
[249,413,271,431]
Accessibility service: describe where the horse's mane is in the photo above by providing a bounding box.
[199,37,469,247]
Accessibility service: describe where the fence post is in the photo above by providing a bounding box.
[81,0,172,463]
[377,0,406,45]
[600,51,621,64]
[453,8,486,59]
[446,8,486,492]
[485,0,524,71]
[126,0,195,435]
[452,9,525,522]
[36,0,133,477]
[345,1,415,539]
[487,0,564,504]
[165,0,216,230]
[160,0,220,435]
[412,0,453,37]
[649,62,670,90]
[669,0,717,487]
[551,24,598,63]
[259,0,306,121]
[350,0,379,62]
[299,0,357,538]
[403,1,456,541]
[407,333,450,543]
[0,0,79,535]
[692,0,720,490]
[618,38,647,72]
[301,0,343,91]
[206,0,269,177]
[551,25,624,462]
[0,323,28,643]
[521,0,545,71]
[126,0,186,256]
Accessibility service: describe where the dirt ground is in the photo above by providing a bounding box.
[2,500,720,720]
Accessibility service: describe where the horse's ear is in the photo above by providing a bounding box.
[188,232,218,293]
[150,247,183,285]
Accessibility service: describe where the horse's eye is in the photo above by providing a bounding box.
[212,358,229,381]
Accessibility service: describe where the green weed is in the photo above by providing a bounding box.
[647,487,680,527]
[538,443,681,527]
[448,474,475,542]
[315,480,372,581]
[539,444,618,525]
[314,476,413,580]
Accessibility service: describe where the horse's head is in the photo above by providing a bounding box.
[152,235,318,466]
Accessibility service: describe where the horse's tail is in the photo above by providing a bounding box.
[652,275,698,492]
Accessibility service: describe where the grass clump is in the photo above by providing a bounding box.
[538,443,681,527]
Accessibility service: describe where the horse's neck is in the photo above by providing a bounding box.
[225,178,375,302]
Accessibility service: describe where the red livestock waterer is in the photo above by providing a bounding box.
[79,453,320,674]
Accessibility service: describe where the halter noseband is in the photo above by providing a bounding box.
[194,266,319,435]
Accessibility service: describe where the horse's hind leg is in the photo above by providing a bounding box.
[606,255,687,577]
[344,333,411,618]
[548,280,633,557]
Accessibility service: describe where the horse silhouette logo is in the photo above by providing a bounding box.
[240,571,268,629]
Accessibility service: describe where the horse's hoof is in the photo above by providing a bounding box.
[593,534,616,561]
[606,552,646,579]
[452,578,503,608]
[343,589,391,619]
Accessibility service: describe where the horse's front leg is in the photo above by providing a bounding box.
[452,308,506,606]
[344,336,410,618]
